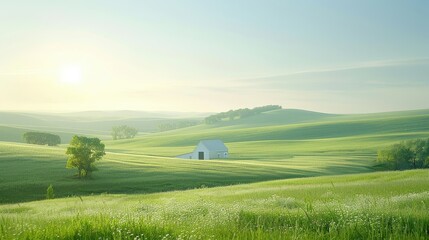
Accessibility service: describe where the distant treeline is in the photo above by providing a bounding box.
[23,132,61,146]
[157,120,199,132]
[112,125,138,140]
[204,105,282,124]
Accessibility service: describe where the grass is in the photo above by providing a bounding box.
[1,109,429,204]
[0,109,429,239]
[0,141,374,204]
[105,109,429,154]
[0,169,428,239]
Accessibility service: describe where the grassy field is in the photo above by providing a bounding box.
[1,109,429,204]
[0,109,428,239]
[106,109,429,155]
[0,141,373,204]
[1,169,428,239]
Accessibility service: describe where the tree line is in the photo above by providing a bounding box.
[204,105,282,124]
[23,132,61,146]
[377,138,429,170]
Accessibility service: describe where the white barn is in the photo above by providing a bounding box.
[176,139,228,160]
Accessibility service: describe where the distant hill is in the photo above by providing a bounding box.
[2,109,429,145]
[106,108,429,152]
[204,105,283,124]
[0,111,206,143]
[0,125,79,144]
[211,109,337,128]
[55,110,210,120]
[0,108,334,143]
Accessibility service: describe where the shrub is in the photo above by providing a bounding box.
[46,184,55,199]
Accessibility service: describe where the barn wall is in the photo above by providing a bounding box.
[209,151,228,159]
[177,142,229,160]
[194,144,209,160]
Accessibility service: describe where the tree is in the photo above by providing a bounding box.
[111,125,138,140]
[66,136,105,178]
[406,138,429,168]
[23,132,61,146]
[377,143,413,170]
[377,138,429,170]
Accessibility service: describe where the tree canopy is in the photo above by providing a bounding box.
[204,105,282,124]
[66,136,105,178]
[23,132,61,146]
[377,138,429,170]
[111,125,138,140]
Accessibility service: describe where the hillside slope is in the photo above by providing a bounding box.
[0,141,373,203]
[1,169,428,239]
[0,111,204,143]
[2,109,429,203]
[106,109,429,156]
[0,125,81,144]
[210,108,337,128]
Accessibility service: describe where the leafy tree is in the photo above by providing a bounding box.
[204,105,282,124]
[377,138,429,170]
[406,139,429,168]
[111,125,138,140]
[23,132,61,146]
[46,184,55,199]
[66,136,105,178]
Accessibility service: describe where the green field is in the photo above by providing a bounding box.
[0,109,429,239]
[1,170,428,239]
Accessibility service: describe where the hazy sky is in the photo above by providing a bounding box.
[1,0,428,113]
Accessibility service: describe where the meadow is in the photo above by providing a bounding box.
[0,109,429,239]
[1,170,428,239]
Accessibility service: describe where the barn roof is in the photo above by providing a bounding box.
[199,139,228,151]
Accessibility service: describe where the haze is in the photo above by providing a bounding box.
[1,0,428,113]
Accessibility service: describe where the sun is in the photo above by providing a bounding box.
[59,65,82,84]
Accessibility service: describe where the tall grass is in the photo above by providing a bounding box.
[1,170,428,239]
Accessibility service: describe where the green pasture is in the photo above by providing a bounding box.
[1,109,429,204]
[0,109,429,239]
[0,141,373,204]
[106,109,429,154]
[1,169,428,239]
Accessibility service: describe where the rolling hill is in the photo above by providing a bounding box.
[106,108,429,156]
[1,108,429,239]
[207,108,338,128]
[0,111,206,143]
[1,108,428,204]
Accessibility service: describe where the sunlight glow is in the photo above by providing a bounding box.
[60,65,82,84]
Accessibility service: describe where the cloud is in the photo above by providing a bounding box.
[237,57,429,92]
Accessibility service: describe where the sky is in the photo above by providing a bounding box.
[0,0,428,113]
